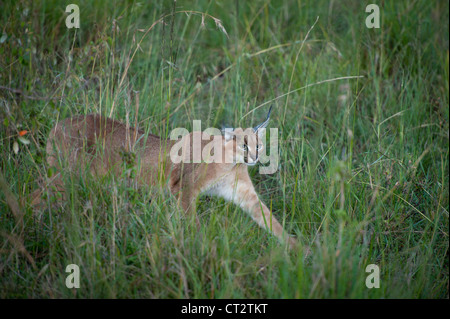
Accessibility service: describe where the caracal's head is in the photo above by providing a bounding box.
[224,106,272,166]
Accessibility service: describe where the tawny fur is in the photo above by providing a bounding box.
[36,114,296,249]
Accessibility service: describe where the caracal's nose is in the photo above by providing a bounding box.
[248,155,258,163]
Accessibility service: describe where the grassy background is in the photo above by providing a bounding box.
[0,0,448,298]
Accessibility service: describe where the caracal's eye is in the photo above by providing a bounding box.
[256,144,263,150]
[240,144,248,151]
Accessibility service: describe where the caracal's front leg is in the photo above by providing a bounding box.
[217,169,297,249]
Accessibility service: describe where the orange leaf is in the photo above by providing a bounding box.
[18,130,28,136]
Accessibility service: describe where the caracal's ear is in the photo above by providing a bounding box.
[223,128,235,142]
[253,105,272,136]
[257,127,266,138]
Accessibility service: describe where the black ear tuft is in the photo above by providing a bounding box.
[253,105,273,132]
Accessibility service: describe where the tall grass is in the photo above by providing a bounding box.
[0,0,448,298]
